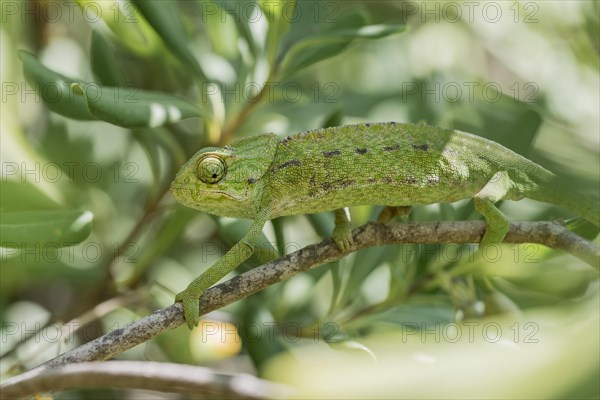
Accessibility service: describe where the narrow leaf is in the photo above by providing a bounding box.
[72,83,201,128]
[20,51,201,128]
[18,50,94,120]
[1,210,93,248]
[279,22,406,77]
[217,0,258,56]
[260,0,296,64]
[90,30,125,86]
[75,0,161,56]
[132,0,207,80]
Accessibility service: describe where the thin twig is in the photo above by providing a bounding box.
[1,220,598,396]
[0,290,147,368]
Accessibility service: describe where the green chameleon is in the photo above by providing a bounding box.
[171,122,599,328]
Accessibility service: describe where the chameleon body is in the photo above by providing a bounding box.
[171,122,599,328]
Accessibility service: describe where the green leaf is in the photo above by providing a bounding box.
[1,255,102,298]
[75,0,161,56]
[278,13,406,77]
[1,210,93,248]
[132,0,207,80]
[260,0,296,65]
[374,304,455,327]
[18,50,94,120]
[339,246,393,309]
[217,0,258,56]
[306,213,333,239]
[20,51,201,127]
[566,218,600,241]
[453,95,542,157]
[90,30,125,86]
[239,302,286,373]
[72,83,201,128]
[132,128,162,192]
[0,181,62,212]
[321,107,344,129]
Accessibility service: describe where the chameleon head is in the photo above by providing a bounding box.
[170,133,278,219]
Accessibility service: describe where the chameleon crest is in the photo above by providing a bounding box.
[171,133,278,219]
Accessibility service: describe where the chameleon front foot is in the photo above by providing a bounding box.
[175,289,203,329]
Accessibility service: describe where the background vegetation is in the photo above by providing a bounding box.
[1,0,599,398]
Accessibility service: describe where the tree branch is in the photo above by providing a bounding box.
[0,361,292,399]
[2,220,598,397]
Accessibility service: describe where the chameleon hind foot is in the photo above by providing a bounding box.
[333,208,354,251]
[473,171,511,249]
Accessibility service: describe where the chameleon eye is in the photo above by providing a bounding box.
[196,155,226,184]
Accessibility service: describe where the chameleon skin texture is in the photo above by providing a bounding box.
[171,122,599,328]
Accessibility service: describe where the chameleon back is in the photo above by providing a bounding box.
[262,122,513,217]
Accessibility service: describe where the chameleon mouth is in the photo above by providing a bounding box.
[170,183,192,191]
[171,183,247,202]
[170,183,194,196]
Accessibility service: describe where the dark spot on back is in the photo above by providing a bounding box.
[365,123,371,127]
[339,179,356,189]
[412,143,429,151]
[321,179,356,191]
[355,148,368,155]
[247,177,255,184]
[383,144,401,152]
[276,159,301,170]
[323,150,342,157]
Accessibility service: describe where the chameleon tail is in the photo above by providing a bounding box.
[525,163,600,227]
[545,191,600,227]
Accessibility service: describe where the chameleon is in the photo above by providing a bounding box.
[171,122,599,328]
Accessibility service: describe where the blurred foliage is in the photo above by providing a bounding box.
[1,0,598,399]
